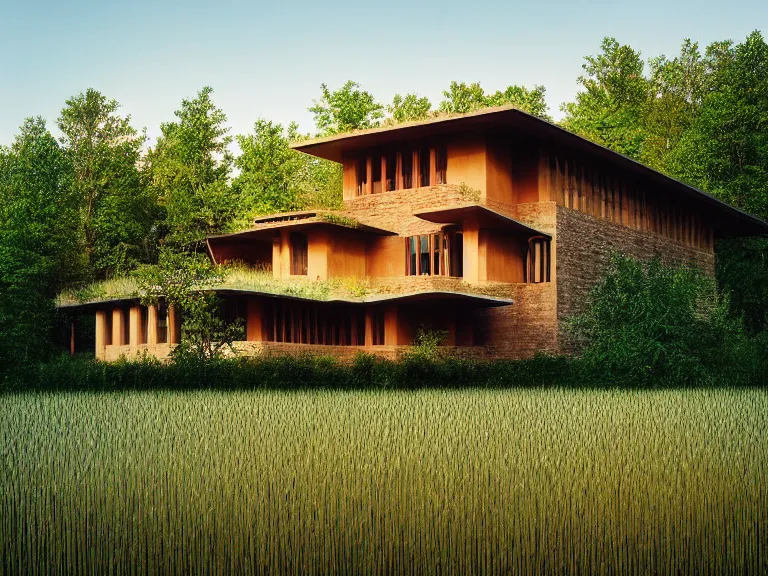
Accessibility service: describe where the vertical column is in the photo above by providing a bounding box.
[384,305,399,346]
[364,309,373,346]
[429,147,437,186]
[112,308,125,346]
[272,234,282,279]
[147,305,158,346]
[70,320,76,357]
[412,149,420,188]
[462,224,480,284]
[95,310,107,360]
[365,156,373,195]
[247,299,264,341]
[381,156,388,192]
[395,152,403,190]
[129,306,142,346]
[168,306,181,345]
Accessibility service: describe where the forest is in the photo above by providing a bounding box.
[1,31,767,379]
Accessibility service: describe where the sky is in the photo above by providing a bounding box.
[0,0,765,147]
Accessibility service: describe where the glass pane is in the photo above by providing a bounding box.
[409,237,417,276]
[420,235,430,275]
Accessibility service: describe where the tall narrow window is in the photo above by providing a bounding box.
[140,307,148,345]
[451,232,463,278]
[436,145,447,184]
[157,302,168,344]
[419,235,431,275]
[372,309,385,345]
[526,237,551,283]
[407,236,418,275]
[356,158,367,196]
[419,146,430,187]
[386,153,397,192]
[401,151,413,189]
[290,233,308,275]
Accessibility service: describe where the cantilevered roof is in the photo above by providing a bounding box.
[414,204,550,237]
[206,215,397,242]
[57,289,513,310]
[291,106,768,237]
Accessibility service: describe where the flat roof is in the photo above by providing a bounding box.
[414,204,550,237]
[57,289,513,310]
[292,106,768,237]
[207,216,397,242]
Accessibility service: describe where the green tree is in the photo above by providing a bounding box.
[137,248,243,363]
[147,86,236,248]
[0,118,80,377]
[58,89,160,278]
[234,119,342,221]
[642,39,707,171]
[387,93,433,123]
[309,81,384,135]
[560,38,649,159]
[439,81,551,120]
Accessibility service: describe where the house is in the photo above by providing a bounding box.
[61,106,768,361]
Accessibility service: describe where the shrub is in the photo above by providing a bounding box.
[568,254,754,387]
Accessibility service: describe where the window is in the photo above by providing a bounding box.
[526,237,551,283]
[406,231,463,277]
[436,145,447,184]
[420,146,430,187]
[157,302,168,344]
[264,301,364,346]
[401,151,413,189]
[140,307,148,344]
[386,153,397,191]
[372,309,385,345]
[290,233,308,275]
[356,158,367,196]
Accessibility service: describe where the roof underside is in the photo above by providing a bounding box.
[414,205,550,237]
[292,106,768,237]
[207,217,396,242]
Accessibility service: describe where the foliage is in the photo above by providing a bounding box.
[401,328,449,362]
[457,182,482,202]
[560,38,648,159]
[57,89,160,278]
[569,255,753,387]
[146,87,236,248]
[386,93,433,123]
[233,119,342,220]
[308,81,384,135]
[136,248,243,362]
[0,118,80,377]
[317,212,359,228]
[439,81,552,120]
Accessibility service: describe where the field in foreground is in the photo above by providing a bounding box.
[1,389,766,574]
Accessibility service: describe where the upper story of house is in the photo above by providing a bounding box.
[207,107,768,289]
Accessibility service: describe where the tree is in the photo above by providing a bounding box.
[309,81,384,135]
[642,39,707,171]
[438,81,551,120]
[387,93,433,123]
[58,89,160,278]
[146,86,236,248]
[0,118,80,377]
[234,119,342,220]
[560,38,649,159]
[137,248,243,363]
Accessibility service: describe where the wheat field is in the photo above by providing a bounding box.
[1,389,766,574]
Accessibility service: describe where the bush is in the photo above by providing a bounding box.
[568,254,758,387]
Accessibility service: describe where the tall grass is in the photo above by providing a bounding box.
[1,389,766,574]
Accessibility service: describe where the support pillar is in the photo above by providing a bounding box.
[168,306,181,344]
[384,305,399,346]
[429,147,437,186]
[364,308,373,347]
[129,306,142,347]
[95,311,107,360]
[70,320,76,357]
[147,305,158,345]
[112,308,126,346]
[246,299,264,341]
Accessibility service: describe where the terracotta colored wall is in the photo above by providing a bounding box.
[367,236,403,277]
[480,229,526,283]
[307,229,329,280]
[512,147,540,204]
[327,229,367,278]
[446,136,487,193]
[485,139,514,206]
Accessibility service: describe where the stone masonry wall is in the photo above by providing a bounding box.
[555,205,716,350]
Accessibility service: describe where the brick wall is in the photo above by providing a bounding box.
[555,205,715,348]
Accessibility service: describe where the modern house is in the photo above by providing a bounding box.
[61,107,768,361]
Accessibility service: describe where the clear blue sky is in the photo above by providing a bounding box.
[0,0,765,147]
